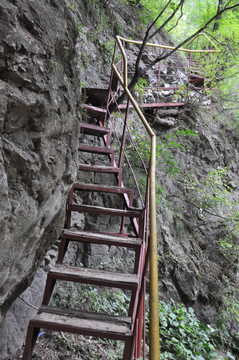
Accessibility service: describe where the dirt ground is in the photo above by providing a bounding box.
[6,330,124,360]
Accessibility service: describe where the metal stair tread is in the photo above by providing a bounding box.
[82,88,109,106]
[62,229,142,248]
[71,182,133,195]
[39,305,132,326]
[78,144,114,154]
[79,163,122,173]
[49,264,138,289]
[30,306,132,338]
[68,203,144,218]
[84,103,107,113]
[119,102,184,109]
[80,122,110,136]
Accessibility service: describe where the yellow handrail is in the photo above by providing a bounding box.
[117,34,219,53]
[185,32,220,51]
[113,35,160,360]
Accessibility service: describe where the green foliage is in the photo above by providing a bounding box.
[136,0,239,43]
[157,130,198,177]
[75,19,83,35]
[135,77,149,90]
[184,166,239,228]
[215,305,239,358]
[99,39,115,60]
[184,166,239,337]
[127,0,239,115]
[160,300,218,360]
[127,123,189,175]
[52,282,130,316]
[67,0,76,11]
[134,78,150,101]
[156,139,181,177]
[125,121,199,206]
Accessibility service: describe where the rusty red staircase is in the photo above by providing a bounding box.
[23,97,149,359]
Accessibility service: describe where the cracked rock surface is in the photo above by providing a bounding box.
[0,1,80,356]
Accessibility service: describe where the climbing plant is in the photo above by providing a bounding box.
[159,299,236,360]
[184,166,239,237]
[183,166,239,344]
[160,300,217,360]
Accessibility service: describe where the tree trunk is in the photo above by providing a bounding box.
[213,0,224,31]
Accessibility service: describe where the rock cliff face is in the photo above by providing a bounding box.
[0,0,80,355]
[155,106,239,326]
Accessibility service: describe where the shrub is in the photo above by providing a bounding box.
[160,300,217,360]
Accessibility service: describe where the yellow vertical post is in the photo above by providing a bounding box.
[112,37,161,359]
[149,135,160,360]
[112,63,161,359]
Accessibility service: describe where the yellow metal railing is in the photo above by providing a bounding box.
[114,33,219,88]
[112,35,160,360]
[111,34,219,360]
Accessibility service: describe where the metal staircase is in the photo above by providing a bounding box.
[23,33,218,360]
[23,98,149,359]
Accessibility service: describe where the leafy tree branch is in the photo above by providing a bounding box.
[113,0,239,108]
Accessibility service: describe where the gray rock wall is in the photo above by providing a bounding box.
[0,0,80,339]
[154,105,239,332]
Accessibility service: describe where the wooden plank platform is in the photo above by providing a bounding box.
[83,104,107,121]
[78,145,114,155]
[79,164,122,174]
[71,182,133,196]
[61,229,142,248]
[78,164,122,185]
[40,305,132,326]
[29,308,132,339]
[80,123,110,137]
[48,264,138,289]
[119,102,184,109]
[82,88,109,106]
[68,204,144,218]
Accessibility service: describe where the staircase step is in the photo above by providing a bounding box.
[84,103,107,113]
[80,123,110,137]
[78,145,114,165]
[58,230,142,263]
[23,306,132,359]
[79,164,122,174]
[82,88,109,107]
[83,104,106,121]
[29,305,132,339]
[68,182,134,207]
[61,229,142,248]
[78,164,122,185]
[68,204,144,218]
[119,102,184,109]
[78,145,114,155]
[80,123,110,147]
[48,264,138,290]
[40,305,132,325]
[71,182,133,196]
